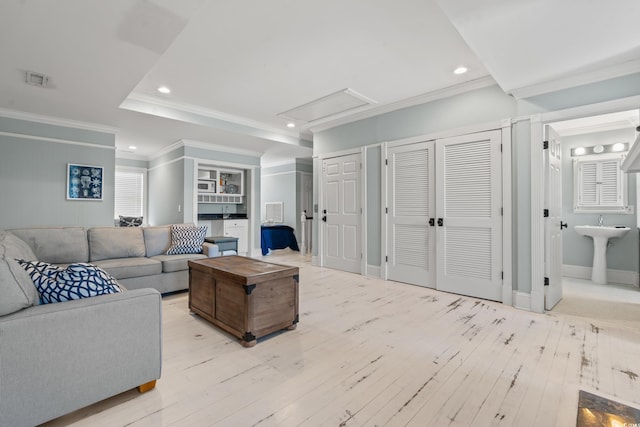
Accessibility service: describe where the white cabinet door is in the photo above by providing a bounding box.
[224,219,248,254]
[435,130,502,302]
[386,141,436,288]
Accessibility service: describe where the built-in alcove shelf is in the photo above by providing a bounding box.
[197,166,244,204]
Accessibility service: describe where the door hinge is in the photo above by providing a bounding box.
[501,207,503,216]
[385,159,388,166]
[543,209,549,217]
[385,255,388,262]
[544,277,549,286]
[501,271,504,280]
[500,144,503,152]
[385,207,388,214]
[543,140,549,150]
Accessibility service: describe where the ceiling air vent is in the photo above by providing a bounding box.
[25,71,49,88]
[278,88,376,123]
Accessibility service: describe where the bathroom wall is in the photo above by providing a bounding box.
[561,127,638,272]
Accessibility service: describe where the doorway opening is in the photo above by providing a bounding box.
[546,108,640,325]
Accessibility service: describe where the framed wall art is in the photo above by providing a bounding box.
[66,163,103,200]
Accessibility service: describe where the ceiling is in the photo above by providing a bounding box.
[1,0,639,165]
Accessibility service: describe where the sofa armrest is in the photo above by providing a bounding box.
[202,242,220,257]
[0,289,162,427]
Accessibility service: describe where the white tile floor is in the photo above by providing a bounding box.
[550,276,640,329]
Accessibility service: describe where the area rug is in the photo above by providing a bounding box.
[577,390,640,426]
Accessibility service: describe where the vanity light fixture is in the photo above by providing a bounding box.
[453,66,468,75]
[571,142,629,156]
[286,122,295,128]
[157,86,171,94]
[128,145,137,150]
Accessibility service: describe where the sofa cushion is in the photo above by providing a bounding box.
[16,261,123,304]
[88,227,146,261]
[166,225,207,255]
[150,253,207,273]
[93,257,162,280]
[143,225,171,257]
[0,231,39,316]
[9,227,88,264]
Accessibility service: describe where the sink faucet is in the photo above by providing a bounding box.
[598,215,604,226]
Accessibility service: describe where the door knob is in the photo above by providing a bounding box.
[322,216,327,222]
[560,221,568,230]
[429,218,435,227]
[437,218,444,226]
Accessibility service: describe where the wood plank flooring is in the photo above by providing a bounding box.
[41,252,640,426]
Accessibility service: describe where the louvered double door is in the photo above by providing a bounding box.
[387,130,503,301]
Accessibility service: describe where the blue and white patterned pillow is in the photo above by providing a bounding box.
[16,260,124,304]
[165,225,207,255]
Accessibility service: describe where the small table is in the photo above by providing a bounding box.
[188,256,299,347]
[261,225,299,255]
[204,236,239,253]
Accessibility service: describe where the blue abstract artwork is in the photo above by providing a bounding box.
[67,164,103,200]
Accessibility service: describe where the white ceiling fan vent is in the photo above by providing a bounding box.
[25,71,49,88]
[278,88,377,123]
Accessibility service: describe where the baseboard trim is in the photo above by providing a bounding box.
[312,255,320,267]
[366,264,381,278]
[562,264,639,286]
[512,291,532,311]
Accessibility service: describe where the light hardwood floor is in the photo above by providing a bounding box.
[42,252,640,427]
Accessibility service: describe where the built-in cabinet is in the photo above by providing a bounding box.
[385,129,503,302]
[197,219,249,256]
[197,166,244,204]
[223,219,248,255]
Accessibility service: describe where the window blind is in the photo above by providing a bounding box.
[114,169,144,218]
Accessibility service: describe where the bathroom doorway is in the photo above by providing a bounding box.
[546,109,640,323]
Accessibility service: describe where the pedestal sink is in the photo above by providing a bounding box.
[574,225,630,284]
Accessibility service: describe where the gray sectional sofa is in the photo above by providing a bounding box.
[0,224,218,426]
[10,224,220,294]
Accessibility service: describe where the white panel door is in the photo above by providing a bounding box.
[322,153,361,273]
[436,130,503,301]
[544,125,563,309]
[387,141,436,287]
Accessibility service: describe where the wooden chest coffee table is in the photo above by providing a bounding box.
[188,256,299,347]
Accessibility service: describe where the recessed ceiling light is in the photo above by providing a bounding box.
[128,145,137,150]
[157,86,171,94]
[286,123,296,128]
[453,66,468,75]
[574,147,586,155]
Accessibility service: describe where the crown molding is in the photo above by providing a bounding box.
[0,108,118,134]
[509,59,640,100]
[180,139,263,158]
[115,149,149,161]
[307,75,497,133]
